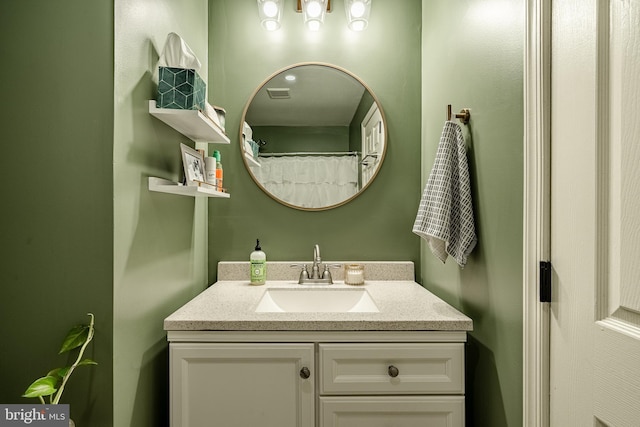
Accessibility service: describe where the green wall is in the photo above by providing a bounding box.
[1,1,211,426]
[0,1,114,426]
[207,0,422,276]
[113,0,209,426]
[253,126,349,153]
[421,1,524,426]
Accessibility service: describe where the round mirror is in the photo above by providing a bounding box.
[240,62,387,211]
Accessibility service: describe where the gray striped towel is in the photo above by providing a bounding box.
[412,121,477,267]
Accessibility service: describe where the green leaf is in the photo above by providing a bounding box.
[78,359,98,366]
[59,325,89,354]
[22,376,58,398]
[46,367,69,379]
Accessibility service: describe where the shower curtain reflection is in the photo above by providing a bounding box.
[251,155,358,208]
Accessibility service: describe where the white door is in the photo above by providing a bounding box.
[361,103,384,188]
[550,0,640,425]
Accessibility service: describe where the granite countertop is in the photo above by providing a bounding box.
[163,279,473,332]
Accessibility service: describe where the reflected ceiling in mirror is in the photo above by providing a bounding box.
[240,62,387,211]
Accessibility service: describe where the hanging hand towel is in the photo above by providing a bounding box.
[412,121,477,267]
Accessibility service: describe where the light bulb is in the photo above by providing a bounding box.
[306,1,322,18]
[263,1,278,18]
[263,20,279,31]
[350,1,366,18]
[350,20,366,31]
[307,20,321,31]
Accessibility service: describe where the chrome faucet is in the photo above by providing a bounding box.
[291,244,341,285]
[311,244,322,279]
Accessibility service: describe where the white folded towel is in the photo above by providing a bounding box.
[412,121,477,267]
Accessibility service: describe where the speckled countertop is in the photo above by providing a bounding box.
[164,262,472,332]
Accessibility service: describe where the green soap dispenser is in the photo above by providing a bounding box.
[250,239,266,285]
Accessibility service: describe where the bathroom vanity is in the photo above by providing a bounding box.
[164,262,473,427]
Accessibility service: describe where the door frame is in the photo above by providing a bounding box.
[523,0,551,426]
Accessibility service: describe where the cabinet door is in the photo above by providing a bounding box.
[320,396,464,427]
[170,343,314,427]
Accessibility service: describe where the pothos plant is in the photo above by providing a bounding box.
[23,313,97,404]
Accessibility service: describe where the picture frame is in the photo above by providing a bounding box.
[180,143,206,187]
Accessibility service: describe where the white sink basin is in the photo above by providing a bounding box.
[255,287,379,313]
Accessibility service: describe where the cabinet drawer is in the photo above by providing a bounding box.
[319,343,464,395]
[319,396,464,427]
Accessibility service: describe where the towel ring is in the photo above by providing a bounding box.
[447,105,471,125]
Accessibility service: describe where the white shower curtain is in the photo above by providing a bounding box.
[253,155,359,208]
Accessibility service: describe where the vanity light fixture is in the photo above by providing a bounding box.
[257,0,283,31]
[259,0,367,32]
[300,0,328,31]
[344,0,370,31]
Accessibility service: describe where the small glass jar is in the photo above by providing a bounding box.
[344,264,365,285]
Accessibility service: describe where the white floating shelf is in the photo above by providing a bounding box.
[148,100,230,144]
[148,177,230,198]
[244,152,261,167]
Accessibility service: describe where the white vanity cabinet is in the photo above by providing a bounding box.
[168,332,466,427]
[165,273,472,426]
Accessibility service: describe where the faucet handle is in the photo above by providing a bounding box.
[321,263,343,282]
[290,263,309,284]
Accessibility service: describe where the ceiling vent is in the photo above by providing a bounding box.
[267,87,291,99]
